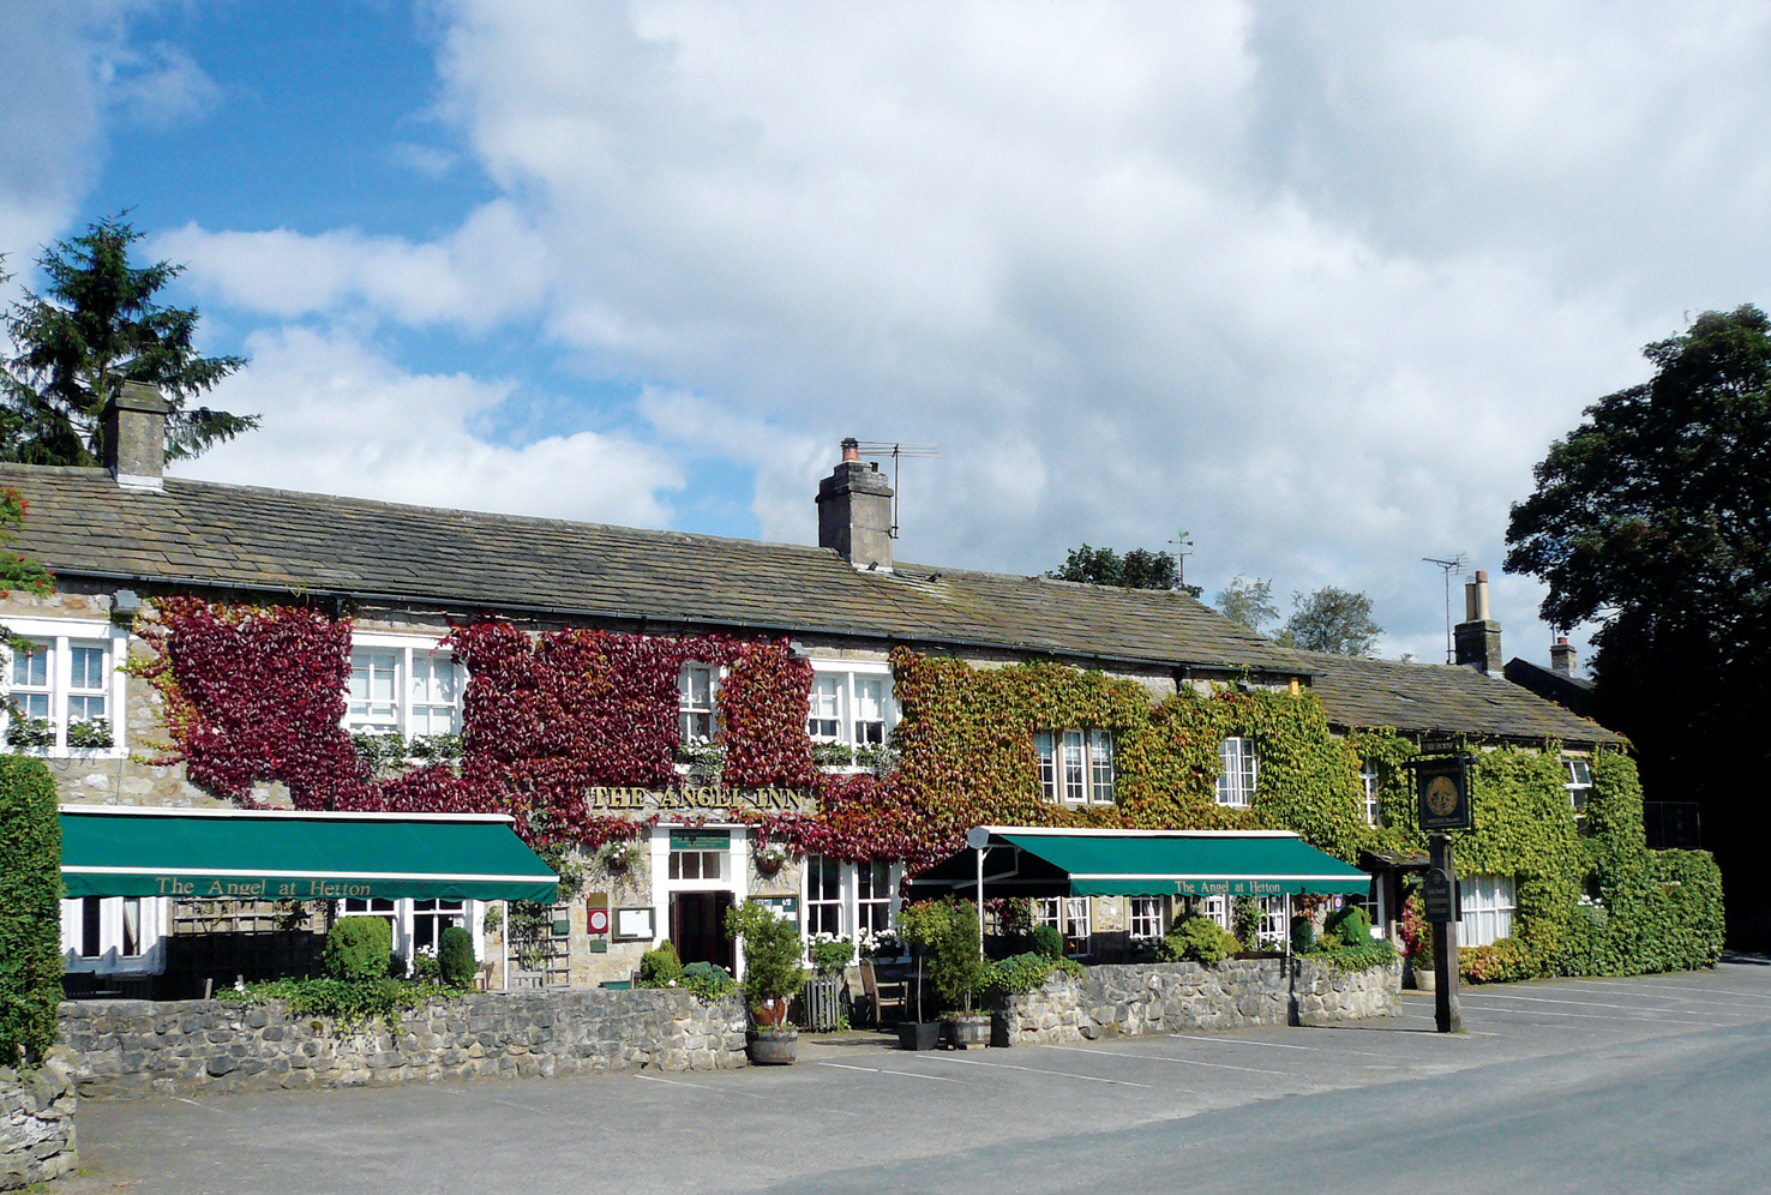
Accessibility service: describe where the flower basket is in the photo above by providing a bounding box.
[755,849,785,878]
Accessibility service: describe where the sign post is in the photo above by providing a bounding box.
[1411,753,1472,1034]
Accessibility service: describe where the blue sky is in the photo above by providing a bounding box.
[9,1,1771,666]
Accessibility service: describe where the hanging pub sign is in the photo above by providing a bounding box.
[1411,754,1474,832]
[1423,867,1457,923]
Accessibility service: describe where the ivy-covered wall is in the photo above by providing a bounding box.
[130,601,1724,982]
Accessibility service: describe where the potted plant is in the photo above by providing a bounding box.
[895,901,948,1051]
[926,898,991,1049]
[803,935,853,1031]
[725,900,806,1065]
[600,840,641,875]
[754,844,787,878]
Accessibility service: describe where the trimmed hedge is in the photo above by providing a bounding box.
[0,757,61,1063]
[438,926,476,987]
[323,916,392,982]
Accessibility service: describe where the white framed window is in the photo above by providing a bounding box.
[1198,894,1229,929]
[805,662,898,759]
[61,895,168,974]
[345,637,464,742]
[668,850,724,881]
[1129,896,1164,941]
[807,675,842,741]
[800,855,902,945]
[1360,761,1381,827]
[1564,758,1594,813]
[679,663,716,743]
[805,854,844,936]
[1035,729,1116,805]
[1258,897,1286,948]
[339,897,484,964]
[2,618,129,757]
[1035,896,1092,956]
[1216,737,1258,807]
[1456,875,1516,948]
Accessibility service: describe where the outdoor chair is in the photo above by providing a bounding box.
[859,961,909,1026]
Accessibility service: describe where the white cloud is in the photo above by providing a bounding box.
[148,1,1771,665]
[172,325,683,528]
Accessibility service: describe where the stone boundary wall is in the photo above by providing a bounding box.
[994,957,1400,1046]
[0,1051,78,1190]
[59,988,748,1100]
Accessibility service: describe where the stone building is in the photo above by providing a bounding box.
[1,394,1631,993]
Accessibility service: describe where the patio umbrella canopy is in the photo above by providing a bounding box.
[60,806,560,903]
[909,827,1372,899]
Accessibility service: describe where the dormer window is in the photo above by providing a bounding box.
[679,664,716,743]
[1216,736,1258,807]
[1035,729,1115,805]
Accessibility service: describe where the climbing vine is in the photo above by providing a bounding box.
[133,599,1722,980]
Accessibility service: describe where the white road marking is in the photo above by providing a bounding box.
[632,1072,865,1114]
[818,1061,967,1084]
[921,1052,1155,1088]
[1048,1044,1294,1078]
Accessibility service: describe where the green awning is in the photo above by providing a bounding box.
[60,807,559,903]
[910,827,1371,898]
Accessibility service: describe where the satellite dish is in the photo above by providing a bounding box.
[966,827,991,851]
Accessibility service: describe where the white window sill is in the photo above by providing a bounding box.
[14,746,128,762]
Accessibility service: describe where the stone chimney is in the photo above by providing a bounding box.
[1550,635,1577,678]
[101,382,169,492]
[816,438,894,571]
[1454,569,1504,678]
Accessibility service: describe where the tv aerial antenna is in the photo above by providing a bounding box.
[1422,554,1468,664]
[854,441,940,539]
[1167,530,1195,589]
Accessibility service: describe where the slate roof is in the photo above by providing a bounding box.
[1303,650,1625,748]
[0,465,1305,674]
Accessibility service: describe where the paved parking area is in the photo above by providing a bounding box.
[63,960,1771,1194]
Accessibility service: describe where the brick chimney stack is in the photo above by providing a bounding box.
[817,437,894,572]
[1453,569,1504,678]
[1550,635,1577,678]
[101,382,169,492]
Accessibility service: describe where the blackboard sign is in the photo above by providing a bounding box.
[1423,867,1456,924]
[1414,754,1473,832]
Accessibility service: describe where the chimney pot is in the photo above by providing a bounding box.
[102,382,169,492]
[841,438,860,463]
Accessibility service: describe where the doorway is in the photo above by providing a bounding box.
[671,891,736,972]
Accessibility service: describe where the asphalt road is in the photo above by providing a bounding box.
[65,960,1771,1195]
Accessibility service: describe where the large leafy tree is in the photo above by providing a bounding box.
[1279,586,1382,656]
[1050,543,1200,595]
[2,216,254,465]
[1214,575,1278,633]
[1505,305,1771,947]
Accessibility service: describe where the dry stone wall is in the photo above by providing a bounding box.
[0,1051,78,1190]
[59,987,747,1100]
[994,957,1399,1046]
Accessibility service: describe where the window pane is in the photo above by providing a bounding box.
[349,651,400,729]
[1089,729,1114,804]
[1035,732,1056,801]
[71,646,107,690]
[82,897,102,957]
[12,645,47,688]
[68,694,106,723]
[1062,731,1085,803]
[808,676,842,739]
[121,897,141,956]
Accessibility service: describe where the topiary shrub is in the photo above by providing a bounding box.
[1324,905,1373,949]
[438,926,476,987]
[640,939,685,986]
[0,757,61,1064]
[323,916,393,982]
[1290,917,1316,955]
[1157,917,1239,966]
[1030,925,1064,960]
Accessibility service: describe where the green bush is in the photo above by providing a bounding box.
[640,939,685,986]
[725,902,805,1020]
[809,936,854,975]
[680,961,737,1000]
[0,757,61,1064]
[923,898,990,1014]
[1308,937,1397,976]
[1290,917,1316,955]
[323,916,393,982]
[1157,917,1239,966]
[218,977,430,1034]
[438,926,476,987]
[981,951,1084,998]
[1324,904,1373,948]
[1030,925,1064,960]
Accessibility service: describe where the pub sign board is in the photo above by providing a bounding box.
[1423,867,1457,924]
[1413,754,1473,832]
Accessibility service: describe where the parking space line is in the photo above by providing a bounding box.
[1547,983,1771,1013]
[1167,1034,1415,1061]
[1050,1044,1295,1078]
[1447,1004,1728,1029]
[921,1053,1154,1088]
[632,1073,866,1114]
[1458,991,1745,1020]
[817,1062,968,1084]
